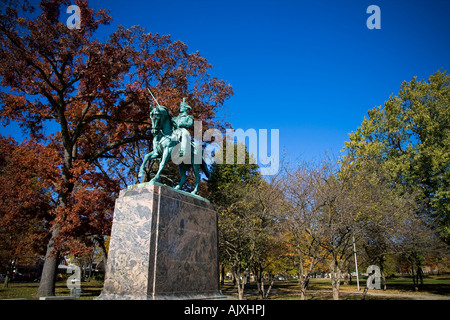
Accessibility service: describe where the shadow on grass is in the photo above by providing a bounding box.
[383,276,450,296]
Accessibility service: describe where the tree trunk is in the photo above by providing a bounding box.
[410,262,419,291]
[95,236,108,276]
[361,286,369,300]
[381,271,387,290]
[255,267,263,299]
[87,260,92,282]
[299,281,306,300]
[232,267,245,300]
[221,265,225,285]
[253,265,270,299]
[378,257,386,290]
[36,225,61,297]
[297,259,306,300]
[3,271,10,288]
[263,275,275,299]
[331,276,340,300]
[3,259,12,288]
[330,266,341,300]
[417,266,424,287]
[37,161,74,297]
[380,266,387,290]
[299,257,315,300]
[343,272,350,285]
[298,273,308,300]
[299,273,312,300]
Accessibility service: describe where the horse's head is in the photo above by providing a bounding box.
[150,105,172,135]
[150,107,162,134]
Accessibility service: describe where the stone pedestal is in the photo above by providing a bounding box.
[96,183,223,300]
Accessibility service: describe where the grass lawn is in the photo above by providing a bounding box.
[0,279,104,300]
[221,274,450,300]
[1,275,449,300]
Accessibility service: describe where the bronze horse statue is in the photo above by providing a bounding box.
[138,101,210,195]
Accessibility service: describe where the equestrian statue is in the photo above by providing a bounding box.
[138,90,210,195]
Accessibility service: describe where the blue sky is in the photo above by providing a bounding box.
[1,0,449,162]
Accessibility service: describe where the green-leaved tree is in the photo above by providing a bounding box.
[344,70,450,241]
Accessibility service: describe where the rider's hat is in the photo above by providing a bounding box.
[179,97,192,111]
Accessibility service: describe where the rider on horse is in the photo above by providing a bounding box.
[139,93,209,194]
[172,98,194,157]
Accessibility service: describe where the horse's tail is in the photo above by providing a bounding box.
[201,159,211,179]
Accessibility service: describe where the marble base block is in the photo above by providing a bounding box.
[96,184,223,300]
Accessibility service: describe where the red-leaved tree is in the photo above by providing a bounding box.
[0,0,232,296]
[0,135,57,286]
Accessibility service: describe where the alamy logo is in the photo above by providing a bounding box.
[366,5,381,30]
[66,264,82,298]
[173,121,280,176]
[66,5,81,29]
[366,265,381,289]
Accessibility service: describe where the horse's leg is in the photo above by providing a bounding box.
[174,165,187,190]
[191,164,200,195]
[138,151,157,178]
[150,148,169,183]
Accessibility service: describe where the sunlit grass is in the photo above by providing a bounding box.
[221,275,450,300]
[0,279,104,300]
[1,275,449,300]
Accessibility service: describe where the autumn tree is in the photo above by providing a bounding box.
[390,210,446,290]
[282,154,416,300]
[304,157,356,301]
[0,0,232,297]
[245,178,284,299]
[278,159,329,300]
[0,135,56,287]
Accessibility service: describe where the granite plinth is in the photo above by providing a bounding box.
[96,184,223,300]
